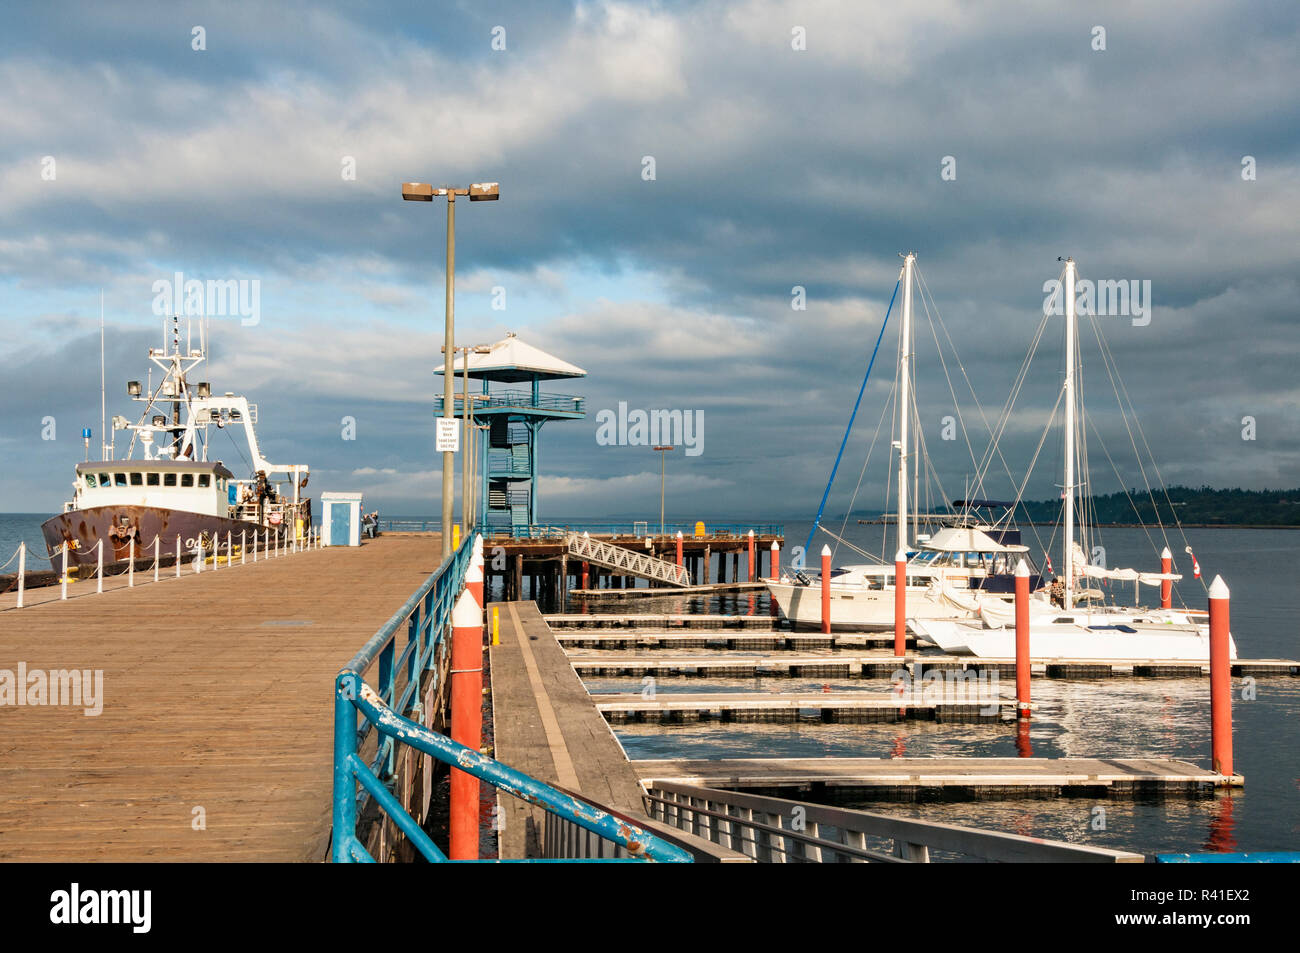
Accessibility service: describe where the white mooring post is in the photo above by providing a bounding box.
[96,540,104,595]
[175,535,182,577]
[61,544,68,600]
[154,536,160,583]
[227,530,232,566]
[16,542,25,608]
[128,539,135,587]
[241,530,246,565]
[196,539,204,573]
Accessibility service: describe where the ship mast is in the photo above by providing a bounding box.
[897,252,915,556]
[1063,257,1076,611]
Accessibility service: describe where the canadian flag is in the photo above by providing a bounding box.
[1045,553,1054,573]
[1185,546,1201,579]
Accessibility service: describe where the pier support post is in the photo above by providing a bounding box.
[894,549,907,656]
[820,545,832,635]
[704,544,711,585]
[450,587,484,859]
[581,560,589,590]
[747,529,755,582]
[1208,576,1234,779]
[770,540,780,580]
[676,531,683,568]
[513,554,523,601]
[1160,547,1172,609]
[1015,559,1030,719]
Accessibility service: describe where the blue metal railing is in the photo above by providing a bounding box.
[330,534,692,863]
[435,391,585,415]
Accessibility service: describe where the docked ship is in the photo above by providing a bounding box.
[42,315,311,569]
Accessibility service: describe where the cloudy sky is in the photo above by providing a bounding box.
[1,1,1297,522]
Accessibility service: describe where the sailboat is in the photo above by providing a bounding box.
[911,258,1238,660]
[766,253,1041,630]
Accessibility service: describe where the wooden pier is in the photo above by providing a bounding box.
[0,535,446,861]
[545,613,781,630]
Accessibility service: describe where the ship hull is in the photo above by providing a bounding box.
[41,505,296,571]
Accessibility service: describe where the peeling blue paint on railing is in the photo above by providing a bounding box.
[330,534,692,863]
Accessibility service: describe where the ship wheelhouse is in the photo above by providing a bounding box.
[72,460,236,518]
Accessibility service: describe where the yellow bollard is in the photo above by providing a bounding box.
[452,523,461,551]
[491,606,500,646]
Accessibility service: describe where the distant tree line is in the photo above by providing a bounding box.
[848,486,1300,526]
[1011,486,1300,526]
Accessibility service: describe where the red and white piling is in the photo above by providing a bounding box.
[1160,546,1173,609]
[676,530,684,568]
[1015,558,1030,719]
[467,534,484,613]
[770,539,780,580]
[1208,575,1234,780]
[820,545,832,635]
[449,585,485,860]
[581,560,589,590]
[893,548,907,657]
[747,529,755,582]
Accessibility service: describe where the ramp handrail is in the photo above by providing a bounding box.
[565,533,690,587]
[644,782,1145,863]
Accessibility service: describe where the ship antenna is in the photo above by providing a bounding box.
[100,289,109,462]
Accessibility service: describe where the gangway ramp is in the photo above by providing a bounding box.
[565,532,690,587]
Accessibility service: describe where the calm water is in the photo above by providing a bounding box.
[568,519,1300,855]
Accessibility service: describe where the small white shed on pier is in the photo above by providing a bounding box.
[321,492,364,546]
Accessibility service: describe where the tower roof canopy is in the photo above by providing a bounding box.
[435,332,587,382]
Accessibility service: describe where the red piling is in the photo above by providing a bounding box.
[747,529,755,582]
[820,545,832,635]
[1161,546,1172,609]
[894,548,906,657]
[675,531,683,568]
[1208,575,1233,779]
[770,539,780,580]
[449,587,484,859]
[1015,559,1030,719]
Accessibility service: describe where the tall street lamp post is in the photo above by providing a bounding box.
[402,180,499,559]
[653,445,674,536]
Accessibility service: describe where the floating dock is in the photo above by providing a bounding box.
[593,691,1011,723]
[633,757,1224,801]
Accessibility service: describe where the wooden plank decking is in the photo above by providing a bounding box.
[0,534,444,861]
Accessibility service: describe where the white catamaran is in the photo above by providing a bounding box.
[912,258,1237,660]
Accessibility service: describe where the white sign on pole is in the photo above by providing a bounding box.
[436,418,460,452]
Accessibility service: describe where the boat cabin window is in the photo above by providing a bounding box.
[181,474,194,488]
[98,472,110,486]
[147,473,160,486]
[84,474,97,488]
[164,473,177,487]
[130,473,143,486]
[197,474,210,488]
[115,473,127,486]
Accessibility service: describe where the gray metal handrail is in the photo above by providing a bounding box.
[644,782,1145,863]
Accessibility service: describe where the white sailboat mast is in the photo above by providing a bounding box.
[898,252,915,555]
[1063,257,1076,611]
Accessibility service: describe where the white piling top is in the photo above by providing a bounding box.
[452,586,481,626]
[748,529,754,537]
[894,548,907,563]
[1161,546,1172,559]
[1208,574,1230,600]
[1015,558,1029,576]
[770,539,779,549]
[677,531,683,539]
[820,545,832,556]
